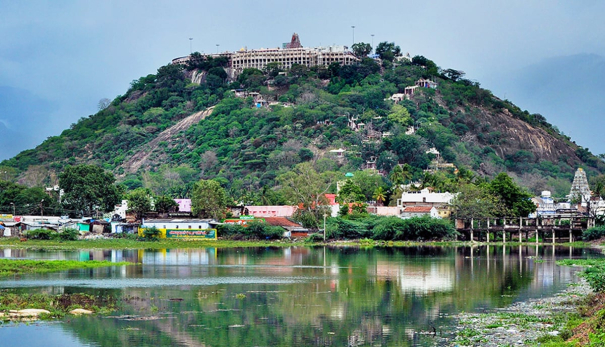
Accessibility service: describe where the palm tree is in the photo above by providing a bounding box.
[373,187,386,206]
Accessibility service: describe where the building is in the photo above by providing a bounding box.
[172,34,360,79]
[401,206,440,219]
[416,78,438,89]
[568,168,591,205]
[244,206,298,218]
[140,218,218,239]
[397,188,455,219]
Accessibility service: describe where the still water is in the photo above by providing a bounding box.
[0,245,600,346]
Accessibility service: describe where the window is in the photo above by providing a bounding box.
[198,225,202,229]
[176,225,179,229]
[163,225,166,229]
[188,225,191,229]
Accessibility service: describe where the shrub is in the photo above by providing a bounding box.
[141,226,161,240]
[581,266,605,293]
[305,233,324,243]
[58,228,80,241]
[24,229,56,240]
[583,226,605,241]
[217,222,284,240]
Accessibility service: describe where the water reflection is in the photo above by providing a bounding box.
[0,245,601,346]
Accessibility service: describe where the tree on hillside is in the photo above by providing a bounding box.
[59,164,122,217]
[488,173,536,217]
[352,42,372,58]
[191,179,227,220]
[126,188,152,221]
[375,42,401,62]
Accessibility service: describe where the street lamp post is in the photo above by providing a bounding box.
[189,38,193,54]
[371,34,374,53]
[351,26,355,46]
[40,199,44,218]
[216,44,219,54]
[9,202,14,216]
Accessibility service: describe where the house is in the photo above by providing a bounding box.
[140,218,219,239]
[388,93,406,103]
[416,78,438,89]
[397,188,456,208]
[264,217,308,237]
[401,206,440,219]
[404,85,418,96]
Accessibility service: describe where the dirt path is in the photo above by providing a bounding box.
[121,107,214,173]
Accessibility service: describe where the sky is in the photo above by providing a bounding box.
[1,0,604,160]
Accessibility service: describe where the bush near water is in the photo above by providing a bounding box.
[326,215,457,241]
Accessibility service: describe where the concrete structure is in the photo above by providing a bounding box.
[401,206,439,219]
[388,93,406,103]
[397,188,455,208]
[531,191,557,217]
[172,34,359,79]
[140,218,218,239]
[244,206,298,218]
[174,199,192,213]
[416,78,438,89]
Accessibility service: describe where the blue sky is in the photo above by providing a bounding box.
[1,0,604,160]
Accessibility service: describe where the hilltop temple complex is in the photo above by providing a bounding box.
[172,33,359,79]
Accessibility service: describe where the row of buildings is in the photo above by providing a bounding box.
[172,33,359,79]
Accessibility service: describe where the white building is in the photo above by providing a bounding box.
[400,206,440,219]
[397,188,455,207]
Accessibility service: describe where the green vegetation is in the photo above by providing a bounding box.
[326,215,457,241]
[217,222,285,240]
[0,259,130,277]
[24,228,79,241]
[1,42,603,209]
[0,293,119,319]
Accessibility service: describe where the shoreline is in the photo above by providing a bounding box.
[0,237,592,250]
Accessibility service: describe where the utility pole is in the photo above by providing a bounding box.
[189,38,193,54]
[40,199,44,218]
[351,26,355,46]
[371,34,374,54]
[216,44,219,54]
[323,213,327,242]
[10,202,14,216]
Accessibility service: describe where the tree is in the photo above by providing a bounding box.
[488,173,536,217]
[352,42,372,58]
[59,164,122,217]
[387,104,411,126]
[351,170,385,201]
[199,150,218,177]
[97,98,111,111]
[375,41,401,62]
[126,188,152,220]
[337,179,365,204]
[155,195,178,214]
[277,163,336,228]
[373,187,387,206]
[450,184,504,219]
[191,179,227,220]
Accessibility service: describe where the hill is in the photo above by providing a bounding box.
[1,46,603,200]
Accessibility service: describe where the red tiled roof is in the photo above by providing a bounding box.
[264,217,302,227]
[403,206,433,213]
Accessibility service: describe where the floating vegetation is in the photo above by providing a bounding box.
[0,259,131,278]
[0,293,119,320]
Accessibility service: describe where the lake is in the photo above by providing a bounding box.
[0,245,599,346]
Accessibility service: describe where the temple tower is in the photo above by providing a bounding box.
[569,168,591,204]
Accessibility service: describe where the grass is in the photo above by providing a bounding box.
[0,259,131,277]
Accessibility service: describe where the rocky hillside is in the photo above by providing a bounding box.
[1,53,603,198]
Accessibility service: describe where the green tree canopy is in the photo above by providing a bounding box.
[155,195,178,214]
[352,42,372,58]
[59,164,122,217]
[488,173,536,217]
[126,188,152,220]
[192,179,227,220]
[450,183,504,219]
